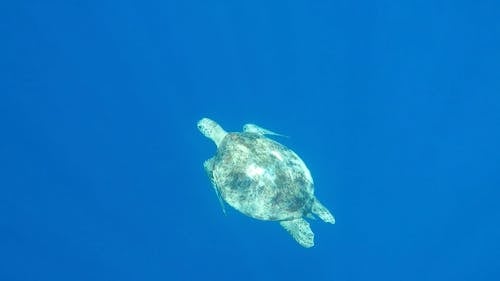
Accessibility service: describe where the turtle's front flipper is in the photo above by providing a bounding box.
[204,158,227,215]
[312,198,335,224]
[243,124,288,137]
[280,219,314,248]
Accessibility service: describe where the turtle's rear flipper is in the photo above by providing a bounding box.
[312,198,335,224]
[280,219,314,248]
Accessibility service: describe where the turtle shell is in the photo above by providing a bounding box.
[211,132,315,221]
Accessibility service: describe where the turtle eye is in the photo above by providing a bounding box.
[197,123,211,136]
[197,121,206,132]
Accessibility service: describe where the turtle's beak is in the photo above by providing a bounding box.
[197,118,215,138]
[197,118,226,147]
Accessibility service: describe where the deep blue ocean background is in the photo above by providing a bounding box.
[2,1,500,281]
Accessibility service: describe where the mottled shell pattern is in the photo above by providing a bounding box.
[212,132,314,221]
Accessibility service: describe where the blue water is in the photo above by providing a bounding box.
[2,1,500,281]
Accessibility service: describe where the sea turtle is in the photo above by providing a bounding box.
[197,117,335,247]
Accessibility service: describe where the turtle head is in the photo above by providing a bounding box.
[197,118,227,147]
